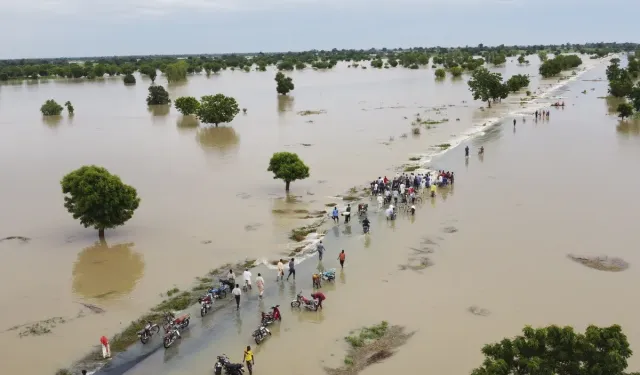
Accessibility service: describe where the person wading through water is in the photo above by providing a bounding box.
[338,250,346,269]
[286,258,296,281]
[244,345,255,375]
[232,284,241,309]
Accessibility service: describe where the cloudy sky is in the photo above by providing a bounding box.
[0,0,637,59]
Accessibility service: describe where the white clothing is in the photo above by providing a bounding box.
[102,343,111,359]
[243,270,252,283]
[385,208,394,218]
[277,262,284,276]
[228,272,236,281]
[232,287,242,296]
[256,276,265,289]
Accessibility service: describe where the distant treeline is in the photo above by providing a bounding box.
[1,42,637,82]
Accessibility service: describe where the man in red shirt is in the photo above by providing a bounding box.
[311,292,326,309]
[100,335,111,358]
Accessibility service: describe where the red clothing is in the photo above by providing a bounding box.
[100,336,109,346]
[311,292,326,301]
[383,177,388,184]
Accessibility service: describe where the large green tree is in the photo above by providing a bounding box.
[195,94,239,126]
[468,67,506,108]
[275,72,295,95]
[617,103,634,119]
[61,165,140,239]
[471,324,638,375]
[628,83,640,112]
[146,85,170,105]
[174,96,200,116]
[164,61,188,83]
[40,99,63,116]
[267,152,310,191]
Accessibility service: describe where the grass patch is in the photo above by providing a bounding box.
[55,369,72,375]
[403,165,419,172]
[408,156,421,161]
[343,195,359,201]
[421,119,448,125]
[151,291,193,312]
[289,227,315,242]
[325,203,337,207]
[436,143,451,150]
[166,287,180,297]
[325,322,413,375]
[109,312,165,353]
[297,110,326,116]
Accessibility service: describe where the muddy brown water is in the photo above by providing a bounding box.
[2,56,637,374]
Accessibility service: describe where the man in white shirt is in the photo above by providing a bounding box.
[377,194,384,211]
[399,182,405,195]
[243,268,252,290]
[276,259,284,281]
[232,284,241,309]
[385,206,395,220]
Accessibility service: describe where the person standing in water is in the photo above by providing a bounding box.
[286,258,296,281]
[244,345,255,375]
[316,240,325,261]
[276,259,284,281]
[232,284,241,309]
[338,250,346,269]
[255,273,265,298]
[332,207,339,224]
[464,145,469,157]
[513,118,516,127]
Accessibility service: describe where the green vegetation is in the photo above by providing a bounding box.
[64,101,74,115]
[146,85,170,105]
[275,72,295,95]
[2,43,635,82]
[174,96,200,116]
[403,165,419,172]
[123,74,136,85]
[506,74,530,92]
[40,99,63,116]
[434,68,446,78]
[370,59,383,69]
[60,165,140,239]
[345,321,389,348]
[196,94,240,126]
[539,54,583,77]
[268,152,310,191]
[618,103,634,119]
[166,287,180,297]
[470,324,638,375]
[467,67,508,108]
[437,143,451,149]
[289,226,316,241]
[538,51,548,62]
[449,66,463,77]
[151,291,192,312]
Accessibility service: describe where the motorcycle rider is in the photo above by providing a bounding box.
[223,269,236,291]
[362,217,371,232]
[311,291,326,310]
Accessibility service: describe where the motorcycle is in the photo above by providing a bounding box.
[163,311,190,331]
[136,320,160,344]
[291,291,319,311]
[321,269,336,282]
[215,354,245,375]
[357,203,368,217]
[210,281,230,299]
[198,293,214,317]
[163,324,181,349]
[261,305,282,326]
[252,324,272,344]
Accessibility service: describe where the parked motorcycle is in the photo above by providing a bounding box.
[252,324,272,345]
[136,320,160,344]
[321,269,336,282]
[210,281,230,299]
[163,311,190,331]
[163,324,181,348]
[198,293,214,317]
[291,291,319,311]
[261,305,282,326]
[215,354,245,375]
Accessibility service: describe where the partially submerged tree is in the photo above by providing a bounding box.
[41,99,63,116]
[470,324,637,375]
[267,152,310,192]
[140,66,157,83]
[146,85,171,105]
[435,68,446,78]
[517,55,526,64]
[468,67,506,108]
[275,72,295,95]
[64,101,74,115]
[538,51,548,62]
[61,165,140,239]
[506,74,530,92]
[449,66,463,77]
[165,61,188,83]
[629,83,640,112]
[617,103,634,120]
[195,94,239,126]
[123,74,136,85]
[174,96,200,116]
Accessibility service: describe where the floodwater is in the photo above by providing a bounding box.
[0,55,629,374]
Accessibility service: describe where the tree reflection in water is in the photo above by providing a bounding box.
[196,126,240,155]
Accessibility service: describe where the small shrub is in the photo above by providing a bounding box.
[123,74,136,85]
[40,99,63,116]
[412,127,420,135]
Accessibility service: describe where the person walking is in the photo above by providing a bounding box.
[464,145,469,157]
[286,258,296,281]
[276,259,284,281]
[243,268,252,290]
[100,335,111,359]
[255,273,265,298]
[338,250,346,269]
[332,207,339,223]
[244,345,255,375]
[232,284,241,309]
[316,240,325,260]
[344,204,351,223]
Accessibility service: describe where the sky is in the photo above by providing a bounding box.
[0,0,638,59]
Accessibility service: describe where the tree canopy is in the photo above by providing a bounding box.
[61,165,140,239]
[41,99,63,116]
[468,67,507,107]
[174,96,200,116]
[539,54,583,77]
[146,85,170,105]
[267,152,310,191]
[275,72,295,95]
[64,101,74,115]
[435,68,446,78]
[506,74,530,92]
[471,324,638,375]
[123,73,136,85]
[617,103,634,119]
[164,60,188,83]
[195,94,239,126]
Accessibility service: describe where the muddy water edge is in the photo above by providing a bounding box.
[0,55,620,374]
[99,60,640,375]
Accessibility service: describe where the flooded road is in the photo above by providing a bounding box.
[0,55,625,374]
